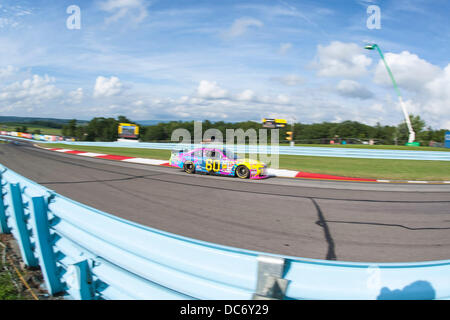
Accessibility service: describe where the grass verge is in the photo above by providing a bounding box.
[41,143,450,181]
[287,143,450,152]
[0,124,62,136]
[278,155,450,181]
[0,236,26,300]
[0,267,22,300]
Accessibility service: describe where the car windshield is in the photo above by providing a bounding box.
[222,149,237,160]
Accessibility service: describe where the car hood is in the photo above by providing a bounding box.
[237,158,265,166]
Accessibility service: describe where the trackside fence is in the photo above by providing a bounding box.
[2,135,450,161]
[0,163,449,300]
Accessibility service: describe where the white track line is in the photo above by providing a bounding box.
[267,168,298,177]
[78,152,108,157]
[122,158,168,165]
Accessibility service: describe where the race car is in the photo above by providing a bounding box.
[169,147,268,179]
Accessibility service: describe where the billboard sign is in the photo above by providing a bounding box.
[262,118,287,128]
[118,123,139,139]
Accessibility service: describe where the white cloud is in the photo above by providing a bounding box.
[113,80,298,121]
[99,0,149,24]
[0,17,19,29]
[271,74,304,86]
[0,65,17,79]
[314,41,372,78]
[40,77,404,127]
[236,89,255,101]
[0,4,32,29]
[193,80,294,106]
[0,74,63,112]
[68,88,83,104]
[278,42,292,55]
[276,94,290,104]
[426,65,450,101]
[369,51,450,129]
[171,104,231,120]
[420,64,450,127]
[374,51,441,92]
[394,98,422,116]
[369,103,385,113]
[93,76,124,98]
[225,17,263,38]
[197,80,228,99]
[337,80,373,99]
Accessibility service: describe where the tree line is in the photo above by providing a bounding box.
[60,115,448,146]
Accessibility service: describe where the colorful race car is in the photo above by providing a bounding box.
[169,147,268,179]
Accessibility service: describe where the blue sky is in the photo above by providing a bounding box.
[0,0,449,129]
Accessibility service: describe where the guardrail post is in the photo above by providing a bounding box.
[9,183,38,267]
[30,196,64,295]
[0,191,8,233]
[66,260,95,300]
[253,255,289,300]
[0,173,9,233]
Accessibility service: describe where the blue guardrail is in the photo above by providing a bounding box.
[51,141,450,161]
[0,163,449,300]
[2,135,450,161]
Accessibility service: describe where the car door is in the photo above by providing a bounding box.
[203,149,222,173]
[201,149,211,172]
[192,148,203,171]
[219,151,232,174]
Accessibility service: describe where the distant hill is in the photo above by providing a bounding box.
[0,117,235,127]
[134,120,242,126]
[134,120,173,126]
[0,117,176,130]
[0,116,89,124]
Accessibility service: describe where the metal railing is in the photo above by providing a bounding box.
[2,133,450,161]
[0,163,449,300]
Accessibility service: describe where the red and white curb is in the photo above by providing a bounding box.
[45,147,171,166]
[37,145,450,184]
[266,168,377,182]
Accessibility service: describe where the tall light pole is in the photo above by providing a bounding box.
[365,44,416,144]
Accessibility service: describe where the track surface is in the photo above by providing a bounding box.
[1,141,449,262]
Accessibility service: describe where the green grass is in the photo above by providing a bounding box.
[0,123,62,136]
[42,143,450,181]
[280,143,450,152]
[0,267,22,300]
[278,155,450,181]
[0,241,23,300]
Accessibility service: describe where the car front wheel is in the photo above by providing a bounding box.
[235,165,250,179]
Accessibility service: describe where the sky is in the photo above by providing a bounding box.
[0,0,449,129]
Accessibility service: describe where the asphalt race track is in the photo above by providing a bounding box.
[1,140,449,263]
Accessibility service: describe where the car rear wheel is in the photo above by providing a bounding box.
[235,165,250,179]
[183,161,195,174]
